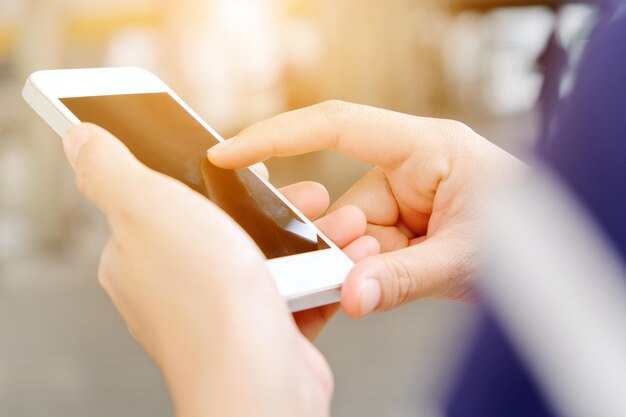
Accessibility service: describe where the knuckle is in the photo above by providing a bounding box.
[430,119,478,170]
[97,266,110,291]
[443,119,478,142]
[108,206,136,231]
[396,275,417,306]
[317,100,361,148]
[97,257,112,291]
[318,100,354,125]
[446,119,470,133]
[74,168,91,194]
[320,99,351,115]
[97,240,118,292]
[380,258,422,310]
[73,155,99,194]
[72,140,101,192]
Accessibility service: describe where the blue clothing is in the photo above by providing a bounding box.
[445,6,626,417]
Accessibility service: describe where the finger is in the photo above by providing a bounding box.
[208,101,424,170]
[341,236,472,317]
[278,181,330,220]
[314,205,367,248]
[341,235,380,263]
[331,167,430,236]
[330,168,399,225]
[63,123,153,214]
[365,223,412,253]
[97,239,133,324]
[98,239,143,341]
[294,304,340,341]
[97,238,119,293]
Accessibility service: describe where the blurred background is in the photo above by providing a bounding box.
[0,1,597,416]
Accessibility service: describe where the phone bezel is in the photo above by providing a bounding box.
[22,67,353,311]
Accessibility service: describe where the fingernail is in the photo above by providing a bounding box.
[358,278,381,316]
[63,126,92,168]
[207,138,235,158]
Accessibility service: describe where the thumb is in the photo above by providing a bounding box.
[341,237,471,317]
[63,123,151,214]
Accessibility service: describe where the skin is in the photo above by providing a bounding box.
[208,100,524,319]
[62,100,523,416]
[62,123,377,417]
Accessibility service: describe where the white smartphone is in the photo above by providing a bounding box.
[22,67,353,312]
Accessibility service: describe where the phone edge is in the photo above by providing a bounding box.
[22,68,352,312]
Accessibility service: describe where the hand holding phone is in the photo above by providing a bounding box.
[59,122,340,417]
[23,67,357,311]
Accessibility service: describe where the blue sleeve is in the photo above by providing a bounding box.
[539,9,626,257]
[444,9,626,417]
[444,311,559,417]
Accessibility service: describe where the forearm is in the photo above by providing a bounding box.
[161,322,326,417]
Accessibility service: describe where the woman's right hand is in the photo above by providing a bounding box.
[208,101,525,317]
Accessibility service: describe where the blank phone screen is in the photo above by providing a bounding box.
[60,92,329,259]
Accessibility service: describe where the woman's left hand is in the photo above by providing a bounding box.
[61,123,376,417]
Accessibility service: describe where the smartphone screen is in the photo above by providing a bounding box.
[60,92,329,259]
